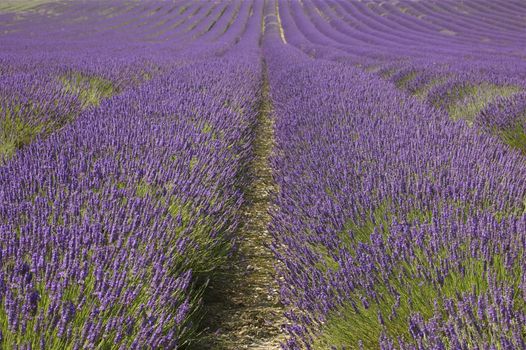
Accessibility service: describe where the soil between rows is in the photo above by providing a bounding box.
[192,62,285,350]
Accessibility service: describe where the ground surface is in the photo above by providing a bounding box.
[194,64,285,350]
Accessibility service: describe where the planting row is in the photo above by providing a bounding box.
[0,0,264,347]
[275,0,526,154]
[0,0,259,163]
[263,6,526,347]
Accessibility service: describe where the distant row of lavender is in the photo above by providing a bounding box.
[0,0,263,347]
[276,0,526,153]
[0,0,263,161]
[265,0,526,348]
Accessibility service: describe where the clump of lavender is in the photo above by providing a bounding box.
[262,3,526,347]
[0,0,264,347]
[476,93,526,152]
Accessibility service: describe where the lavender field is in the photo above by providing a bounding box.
[1,0,526,349]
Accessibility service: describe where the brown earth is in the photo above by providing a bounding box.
[192,64,285,350]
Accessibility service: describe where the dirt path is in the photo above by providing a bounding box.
[193,63,284,349]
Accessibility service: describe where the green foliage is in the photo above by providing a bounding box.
[0,173,232,347]
[168,199,232,276]
[315,247,523,349]
[380,68,398,79]
[338,199,392,250]
[61,72,115,108]
[135,180,154,197]
[128,177,232,275]
[0,266,178,348]
[413,77,448,99]
[395,71,417,89]
[0,106,43,162]
[498,119,526,154]
[310,192,524,348]
[310,243,339,273]
[189,156,198,171]
[443,83,520,123]
[201,122,213,134]
[0,1,50,13]
[364,64,380,73]
[0,72,115,163]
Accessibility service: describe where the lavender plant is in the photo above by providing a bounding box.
[263,1,526,347]
[0,0,263,347]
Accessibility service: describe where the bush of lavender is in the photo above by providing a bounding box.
[0,0,263,347]
[263,4,526,346]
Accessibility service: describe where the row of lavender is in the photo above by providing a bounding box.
[0,55,160,164]
[275,0,526,154]
[264,3,526,348]
[0,0,264,347]
[0,0,260,162]
[0,0,154,163]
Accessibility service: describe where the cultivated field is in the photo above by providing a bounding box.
[1,1,525,349]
